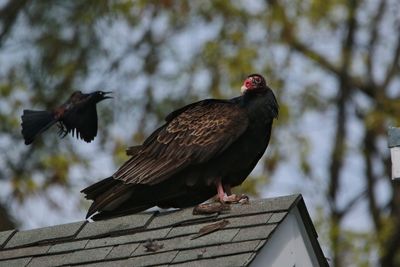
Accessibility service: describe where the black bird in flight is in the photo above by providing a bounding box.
[82,74,278,220]
[21,90,112,145]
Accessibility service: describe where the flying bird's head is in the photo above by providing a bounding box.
[92,91,113,102]
[240,74,267,93]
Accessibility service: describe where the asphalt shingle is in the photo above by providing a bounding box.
[0,231,15,249]
[105,243,140,259]
[170,252,254,267]
[232,224,277,242]
[172,240,261,263]
[26,253,67,267]
[27,246,112,267]
[220,195,299,218]
[146,208,217,229]
[126,251,178,267]
[48,240,89,253]
[0,194,328,267]
[268,212,287,223]
[182,228,240,249]
[5,221,85,248]
[0,257,32,267]
[75,258,131,267]
[0,245,49,260]
[225,213,273,228]
[85,227,171,249]
[166,221,219,238]
[134,228,239,255]
[132,238,182,256]
[68,246,113,264]
[130,228,240,257]
[166,213,272,239]
[76,212,155,239]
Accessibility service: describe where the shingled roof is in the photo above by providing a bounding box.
[0,194,328,267]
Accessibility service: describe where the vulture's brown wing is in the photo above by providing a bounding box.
[113,100,248,185]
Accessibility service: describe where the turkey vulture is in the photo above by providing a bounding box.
[21,90,112,145]
[82,74,278,220]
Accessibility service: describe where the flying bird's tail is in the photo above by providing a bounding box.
[21,110,56,145]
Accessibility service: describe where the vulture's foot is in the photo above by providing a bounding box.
[223,194,249,204]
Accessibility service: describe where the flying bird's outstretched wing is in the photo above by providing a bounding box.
[62,104,98,142]
[114,99,249,186]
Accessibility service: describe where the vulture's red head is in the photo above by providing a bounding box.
[241,74,267,93]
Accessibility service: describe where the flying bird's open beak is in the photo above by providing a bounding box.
[103,91,113,99]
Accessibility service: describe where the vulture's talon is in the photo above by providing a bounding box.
[222,194,249,204]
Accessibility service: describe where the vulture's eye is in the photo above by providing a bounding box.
[253,76,262,84]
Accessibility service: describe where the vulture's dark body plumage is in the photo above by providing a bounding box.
[82,74,278,220]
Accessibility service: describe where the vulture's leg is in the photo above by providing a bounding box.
[222,184,249,203]
[215,179,249,203]
[223,184,239,202]
[216,178,226,202]
[192,178,228,214]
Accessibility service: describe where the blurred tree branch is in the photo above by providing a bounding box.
[328,1,358,266]
[364,129,381,232]
[0,0,28,46]
[366,0,386,83]
[382,30,400,90]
